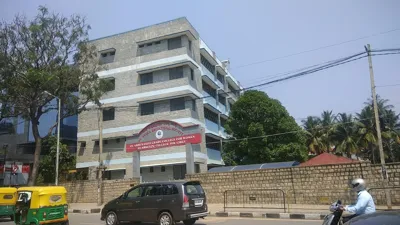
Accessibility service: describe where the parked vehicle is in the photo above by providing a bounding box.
[101,181,208,225]
[14,186,69,225]
[0,187,17,221]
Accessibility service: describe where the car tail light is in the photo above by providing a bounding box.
[43,212,47,218]
[182,194,189,208]
[64,204,68,215]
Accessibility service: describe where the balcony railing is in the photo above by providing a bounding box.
[203,91,218,109]
[205,119,219,134]
[201,65,215,81]
[207,148,223,165]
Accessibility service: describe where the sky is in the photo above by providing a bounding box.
[1,0,399,125]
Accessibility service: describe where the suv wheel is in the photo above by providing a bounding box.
[106,211,119,225]
[158,212,174,225]
[183,219,197,225]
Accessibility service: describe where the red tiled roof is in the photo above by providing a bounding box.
[300,153,356,167]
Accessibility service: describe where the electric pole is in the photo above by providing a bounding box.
[97,107,104,206]
[365,44,392,209]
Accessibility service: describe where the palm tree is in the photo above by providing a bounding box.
[356,106,378,162]
[381,109,400,162]
[302,116,326,155]
[320,110,336,151]
[331,113,359,158]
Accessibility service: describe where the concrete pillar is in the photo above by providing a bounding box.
[132,151,140,178]
[186,144,195,175]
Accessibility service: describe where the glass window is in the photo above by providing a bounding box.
[169,66,183,80]
[141,103,154,116]
[140,73,153,85]
[184,183,204,195]
[168,37,181,50]
[102,108,115,121]
[143,185,163,197]
[163,184,179,195]
[161,166,166,172]
[190,69,194,80]
[150,167,154,173]
[192,99,196,111]
[170,98,185,111]
[127,187,143,198]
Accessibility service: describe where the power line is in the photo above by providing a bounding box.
[376,83,400,88]
[233,28,400,69]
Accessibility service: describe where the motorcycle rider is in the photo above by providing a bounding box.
[340,178,376,223]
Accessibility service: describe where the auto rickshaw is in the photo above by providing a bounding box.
[0,187,17,221]
[14,186,69,225]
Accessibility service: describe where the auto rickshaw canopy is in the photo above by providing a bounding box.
[0,187,17,205]
[17,186,67,208]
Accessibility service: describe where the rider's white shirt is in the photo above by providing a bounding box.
[345,190,376,215]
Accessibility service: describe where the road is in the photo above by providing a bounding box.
[0,214,322,225]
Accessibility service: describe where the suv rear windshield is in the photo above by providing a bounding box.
[183,182,204,195]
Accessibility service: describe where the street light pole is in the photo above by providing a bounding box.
[44,91,61,186]
[55,97,61,186]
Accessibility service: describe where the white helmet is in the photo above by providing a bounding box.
[351,178,366,192]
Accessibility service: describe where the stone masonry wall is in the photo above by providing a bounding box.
[61,178,139,204]
[186,162,400,206]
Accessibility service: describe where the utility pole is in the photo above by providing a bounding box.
[55,98,61,186]
[97,107,104,206]
[365,44,392,209]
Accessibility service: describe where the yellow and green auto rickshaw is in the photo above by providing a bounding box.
[0,187,17,221]
[14,186,69,225]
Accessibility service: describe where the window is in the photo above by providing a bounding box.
[95,141,99,146]
[155,41,161,45]
[116,138,120,143]
[140,73,153,85]
[139,44,144,48]
[101,53,108,57]
[126,186,143,198]
[202,81,216,98]
[146,43,152,46]
[168,37,181,50]
[163,184,179,195]
[169,66,183,80]
[201,55,215,74]
[173,165,186,180]
[102,108,115,121]
[99,50,116,64]
[141,103,154,116]
[192,99,196,111]
[184,182,204,195]
[80,142,86,148]
[102,78,115,92]
[170,98,185,111]
[188,40,192,51]
[217,72,224,84]
[161,166,166,172]
[143,185,163,197]
[195,164,200,173]
[190,69,194,80]
[150,167,154,173]
[110,51,115,56]
[103,140,108,145]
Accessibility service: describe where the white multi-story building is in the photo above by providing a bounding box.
[76,17,242,182]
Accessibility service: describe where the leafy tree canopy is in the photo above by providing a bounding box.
[223,90,308,165]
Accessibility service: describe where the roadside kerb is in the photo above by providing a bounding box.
[212,211,326,220]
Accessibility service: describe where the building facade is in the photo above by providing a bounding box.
[0,98,78,185]
[76,17,242,182]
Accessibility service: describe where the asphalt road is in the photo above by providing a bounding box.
[1,214,322,225]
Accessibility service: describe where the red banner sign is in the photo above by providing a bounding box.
[126,133,202,152]
[0,164,3,174]
[22,165,30,173]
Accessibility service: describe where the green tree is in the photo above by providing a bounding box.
[36,136,76,184]
[331,113,359,158]
[302,116,325,154]
[0,6,107,185]
[356,106,378,162]
[381,109,400,162]
[223,90,308,165]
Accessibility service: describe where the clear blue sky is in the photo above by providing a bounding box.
[1,0,399,124]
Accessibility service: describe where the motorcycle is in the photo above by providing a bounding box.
[322,200,345,225]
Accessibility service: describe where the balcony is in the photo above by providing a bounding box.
[205,119,219,135]
[201,65,215,81]
[202,91,218,109]
[218,103,228,116]
[207,148,224,165]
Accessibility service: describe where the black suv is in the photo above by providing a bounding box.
[101,181,208,225]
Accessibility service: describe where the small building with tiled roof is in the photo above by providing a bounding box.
[300,153,357,167]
